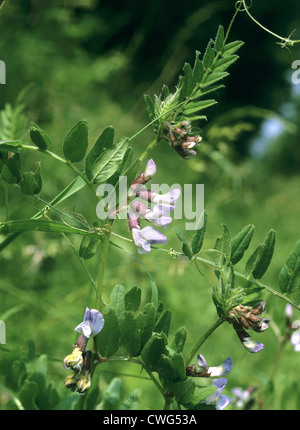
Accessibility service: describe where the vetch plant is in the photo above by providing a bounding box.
[0,1,300,411]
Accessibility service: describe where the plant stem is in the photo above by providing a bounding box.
[96,219,113,310]
[139,138,159,162]
[185,318,224,366]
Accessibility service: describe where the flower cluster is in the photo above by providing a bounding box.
[227,301,269,353]
[186,353,232,410]
[63,307,105,395]
[128,159,180,254]
[161,120,202,159]
[231,386,256,410]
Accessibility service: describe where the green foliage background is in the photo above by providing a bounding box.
[0,0,300,409]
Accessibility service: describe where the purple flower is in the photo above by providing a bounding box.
[75,307,105,339]
[131,225,167,254]
[202,378,231,410]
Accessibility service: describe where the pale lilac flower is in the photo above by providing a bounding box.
[151,189,181,205]
[130,200,175,228]
[75,307,105,339]
[196,354,233,377]
[136,188,181,205]
[143,158,156,179]
[131,225,167,254]
[201,378,231,410]
[231,387,254,409]
[284,304,300,352]
[291,330,300,351]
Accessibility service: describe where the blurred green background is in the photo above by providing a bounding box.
[0,0,300,410]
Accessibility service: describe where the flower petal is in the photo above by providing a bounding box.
[242,337,264,353]
[216,394,231,410]
[152,188,181,205]
[139,226,168,244]
[144,159,156,179]
[209,357,233,377]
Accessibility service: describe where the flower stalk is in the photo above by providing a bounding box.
[185,318,224,366]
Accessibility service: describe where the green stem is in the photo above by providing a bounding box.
[139,138,159,162]
[185,318,224,366]
[96,219,113,310]
[75,394,86,410]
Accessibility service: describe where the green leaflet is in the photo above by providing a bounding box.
[63,120,88,163]
[170,326,187,354]
[214,224,231,266]
[191,211,208,255]
[222,40,244,56]
[0,139,22,152]
[192,52,204,85]
[200,71,229,88]
[174,227,193,260]
[182,99,217,116]
[79,234,100,259]
[85,126,129,184]
[30,123,51,150]
[136,303,156,349]
[97,309,120,357]
[182,63,194,98]
[245,229,276,279]
[20,162,42,195]
[213,55,239,72]
[154,309,172,337]
[214,25,225,53]
[203,40,215,69]
[230,224,255,265]
[278,240,300,303]
[124,286,141,312]
[107,284,126,320]
[141,333,168,372]
[119,311,141,357]
[1,152,22,184]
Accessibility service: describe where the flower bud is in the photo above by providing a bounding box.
[63,347,84,372]
[76,371,91,395]
[143,159,156,180]
[64,372,79,391]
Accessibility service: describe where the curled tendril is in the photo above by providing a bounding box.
[236,0,300,50]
